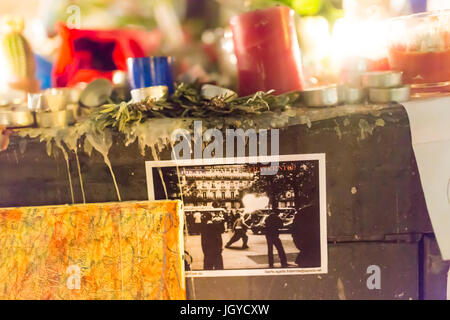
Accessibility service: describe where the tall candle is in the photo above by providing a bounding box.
[230,6,304,96]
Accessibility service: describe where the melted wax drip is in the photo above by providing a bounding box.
[59,145,75,204]
[151,146,168,200]
[75,152,86,203]
[85,130,122,202]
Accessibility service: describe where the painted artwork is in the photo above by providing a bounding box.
[0,201,185,300]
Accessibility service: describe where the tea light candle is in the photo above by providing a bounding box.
[369,85,411,103]
[361,71,403,88]
[301,85,340,108]
[201,84,237,101]
[230,6,305,96]
[28,89,68,112]
[130,86,168,103]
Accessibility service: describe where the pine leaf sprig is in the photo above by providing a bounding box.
[92,82,301,133]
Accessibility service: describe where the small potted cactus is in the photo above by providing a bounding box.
[0,16,40,93]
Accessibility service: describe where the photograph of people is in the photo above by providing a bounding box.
[147,155,326,276]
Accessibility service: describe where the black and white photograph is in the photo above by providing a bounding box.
[146,154,327,277]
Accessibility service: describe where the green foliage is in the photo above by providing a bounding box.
[245,0,343,25]
[93,82,301,134]
[291,0,323,16]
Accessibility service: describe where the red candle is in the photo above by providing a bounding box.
[230,6,305,96]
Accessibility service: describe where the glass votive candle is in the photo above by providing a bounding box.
[127,56,175,94]
[230,6,305,96]
[388,10,450,95]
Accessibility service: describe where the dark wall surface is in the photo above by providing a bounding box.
[0,104,446,299]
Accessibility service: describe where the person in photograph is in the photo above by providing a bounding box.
[200,212,225,270]
[224,211,249,249]
[212,210,225,232]
[186,212,195,235]
[224,209,232,231]
[292,203,321,268]
[193,211,202,235]
[228,209,237,231]
[265,210,288,268]
[184,250,193,271]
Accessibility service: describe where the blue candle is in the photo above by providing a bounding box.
[127,56,175,94]
[409,0,427,13]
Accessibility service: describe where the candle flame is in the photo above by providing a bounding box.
[331,17,388,71]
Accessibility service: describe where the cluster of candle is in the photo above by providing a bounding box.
[300,70,411,108]
[227,5,393,97]
[229,4,450,99]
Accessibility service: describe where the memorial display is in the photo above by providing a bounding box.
[0,0,448,302]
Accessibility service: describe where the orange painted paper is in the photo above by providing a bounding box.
[0,201,185,300]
